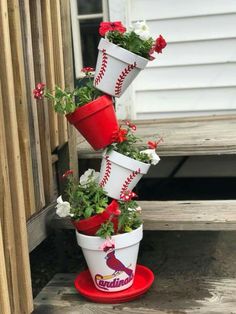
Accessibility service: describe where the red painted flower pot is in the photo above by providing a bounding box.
[66,95,118,150]
[72,200,119,236]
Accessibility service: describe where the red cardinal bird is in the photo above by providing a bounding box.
[105,250,133,277]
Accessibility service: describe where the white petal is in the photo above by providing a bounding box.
[57,195,63,204]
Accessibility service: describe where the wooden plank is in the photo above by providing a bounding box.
[29,0,55,204]
[50,0,68,146]
[60,0,78,179]
[51,200,236,231]
[8,0,36,219]
[27,203,56,252]
[76,115,236,158]
[0,84,20,314]
[0,1,33,312]
[41,0,59,151]
[33,273,236,313]
[19,0,45,211]
[0,219,11,314]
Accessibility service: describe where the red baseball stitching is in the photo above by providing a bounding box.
[99,155,112,187]
[94,49,108,86]
[120,168,141,197]
[114,62,137,96]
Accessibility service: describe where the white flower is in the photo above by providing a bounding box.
[56,196,71,218]
[133,21,151,40]
[128,207,136,212]
[140,149,160,165]
[79,169,100,186]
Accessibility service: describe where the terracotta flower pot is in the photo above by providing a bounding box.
[94,38,148,97]
[66,95,118,150]
[72,200,119,236]
[99,150,151,200]
[76,225,143,292]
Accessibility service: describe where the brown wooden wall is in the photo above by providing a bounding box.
[0,0,77,313]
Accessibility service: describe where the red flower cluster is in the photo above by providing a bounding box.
[81,67,95,74]
[126,120,136,131]
[99,21,126,36]
[120,190,137,202]
[62,169,73,179]
[33,83,45,100]
[147,137,163,149]
[154,35,167,53]
[113,128,128,143]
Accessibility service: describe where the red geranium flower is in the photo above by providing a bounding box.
[62,169,73,179]
[113,128,128,143]
[154,35,167,54]
[99,21,126,36]
[33,82,46,100]
[81,67,95,74]
[147,138,163,149]
[126,120,137,131]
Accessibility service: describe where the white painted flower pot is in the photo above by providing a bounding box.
[76,225,143,292]
[99,150,151,200]
[94,38,148,98]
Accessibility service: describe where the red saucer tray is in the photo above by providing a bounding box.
[74,264,154,303]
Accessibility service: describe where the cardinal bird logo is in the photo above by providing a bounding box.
[104,246,133,277]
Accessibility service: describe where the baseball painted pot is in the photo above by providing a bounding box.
[94,38,148,98]
[76,225,143,292]
[66,95,118,150]
[99,150,151,200]
[72,200,119,236]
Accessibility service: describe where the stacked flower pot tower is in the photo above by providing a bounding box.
[34,21,166,302]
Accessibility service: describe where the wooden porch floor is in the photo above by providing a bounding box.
[33,273,236,313]
[77,114,236,158]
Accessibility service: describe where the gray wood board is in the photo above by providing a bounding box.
[77,115,236,158]
[51,200,236,231]
[33,273,236,313]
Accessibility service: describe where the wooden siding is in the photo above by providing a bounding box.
[128,0,236,119]
[0,0,76,313]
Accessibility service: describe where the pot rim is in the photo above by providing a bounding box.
[98,38,149,69]
[104,149,151,174]
[66,94,113,124]
[76,224,143,250]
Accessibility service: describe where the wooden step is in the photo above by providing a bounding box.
[51,200,236,231]
[76,115,236,158]
[33,273,236,313]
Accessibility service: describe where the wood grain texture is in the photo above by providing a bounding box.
[30,0,55,203]
[8,0,36,219]
[50,0,68,145]
[0,219,11,314]
[77,115,236,158]
[51,200,236,231]
[33,273,236,313]
[19,0,45,211]
[0,1,33,312]
[41,0,59,150]
[27,203,57,252]
[0,84,21,314]
[60,0,79,179]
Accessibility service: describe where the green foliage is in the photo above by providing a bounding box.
[96,221,114,239]
[44,74,103,114]
[65,176,108,220]
[118,200,142,233]
[107,124,152,163]
[107,30,153,59]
